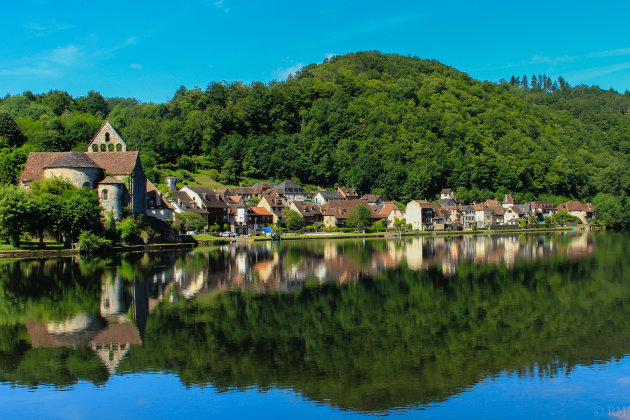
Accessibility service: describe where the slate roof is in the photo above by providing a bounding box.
[361,194,383,204]
[277,180,304,194]
[316,190,344,200]
[44,151,102,169]
[100,176,125,185]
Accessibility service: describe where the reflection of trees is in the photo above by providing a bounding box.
[115,233,629,412]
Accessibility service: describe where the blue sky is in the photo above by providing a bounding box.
[2,0,629,103]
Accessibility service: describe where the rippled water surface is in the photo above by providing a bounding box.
[1,232,629,419]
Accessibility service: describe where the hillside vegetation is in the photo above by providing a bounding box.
[2,51,630,227]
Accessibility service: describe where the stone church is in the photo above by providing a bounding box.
[18,122,146,220]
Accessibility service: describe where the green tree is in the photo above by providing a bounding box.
[174,212,207,233]
[345,205,371,230]
[285,210,305,231]
[0,185,29,246]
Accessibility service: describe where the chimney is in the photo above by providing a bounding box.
[165,176,177,192]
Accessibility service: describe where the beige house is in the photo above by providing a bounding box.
[258,194,287,224]
[405,200,440,231]
[557,201,597,223]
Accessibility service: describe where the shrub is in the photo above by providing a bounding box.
[78,231,112,254]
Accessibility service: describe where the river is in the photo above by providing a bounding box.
[0,232,628,419]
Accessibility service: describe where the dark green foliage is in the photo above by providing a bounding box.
[345,205,372,229]
[0,111,26,148]
[78,231,112,254]
[174,212,207,233]
[285,209,305,231]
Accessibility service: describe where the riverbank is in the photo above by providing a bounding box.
[0,226,594,260]
[0,242,197,260]
[244,226,586,242]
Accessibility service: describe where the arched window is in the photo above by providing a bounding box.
[101,189,108,200]
[116,143,122,151]
[100,144,106,152]
[104,132,110,142]
[107,143,114,151]
[92,144,98,152]
[82,182,91,190]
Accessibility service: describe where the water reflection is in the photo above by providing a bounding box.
[24,273,147,375]
[1,231,626,415]
[164,232,594,298]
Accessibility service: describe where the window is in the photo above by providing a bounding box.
[116,143,122,151]
[82,182,91,190]
[108,143,114,151]
[92,144,98,152]
[101,189,108,200]
[100,144,106,152]
[105,132,110,142]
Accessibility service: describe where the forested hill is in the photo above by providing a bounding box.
[2,51,630,210]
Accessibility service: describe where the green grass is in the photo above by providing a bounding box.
[0,241,67,251]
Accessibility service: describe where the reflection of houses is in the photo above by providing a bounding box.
[25,274,147,375]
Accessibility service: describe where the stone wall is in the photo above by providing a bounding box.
[43,167,102,190]
[98,183,124,221]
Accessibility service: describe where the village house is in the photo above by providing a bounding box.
[314,190,345,206]
[18,121,146,220]
[258,194,287,224]
[361,194,384,206]
[321,200,373,228]
[180,186,229,227]
[459,205,476,229]
[405,200,440,231]
[275,180,308,203]
[146,180,175,221]
[527,201,557,219]
[373,202,404,228]
[337,187,359,200]
[438,188,460,207]
[557,201,597,223]
[289,201,323,225]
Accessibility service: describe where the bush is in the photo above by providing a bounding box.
[117,217,140,243]
[78,231,112,254]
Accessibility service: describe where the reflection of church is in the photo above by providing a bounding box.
[25,274,148,374]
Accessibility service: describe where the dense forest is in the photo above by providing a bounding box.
[1,51,630,226]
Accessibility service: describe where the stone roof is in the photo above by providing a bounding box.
[84,151,140,175]
[440,188,452,194]
[100,176,125,184]
[361,194,383,204]
[277,180,304,194]
[291,201,322,217]
[503,194,516,204]
[316,190,344,200]
[44,151,102,169]
[374,202,399,218]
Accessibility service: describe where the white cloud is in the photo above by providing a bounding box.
[565,61,630,82]
[45,45,80,66]
[129,63,143,70]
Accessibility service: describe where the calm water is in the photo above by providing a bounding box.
[1,232,629,419]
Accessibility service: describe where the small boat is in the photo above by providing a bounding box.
[271,232,281,241]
